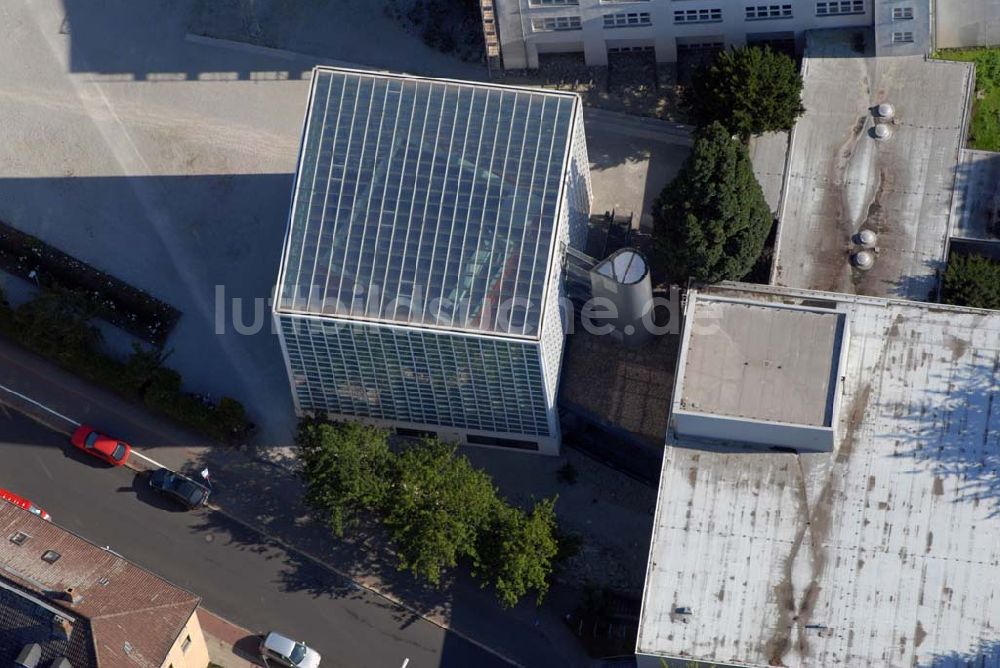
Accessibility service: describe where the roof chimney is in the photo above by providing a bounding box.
[52,615,73,641]
[62,587,80,605]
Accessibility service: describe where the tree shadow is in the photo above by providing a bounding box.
[888,342,1000,516]
[181,447,577,666]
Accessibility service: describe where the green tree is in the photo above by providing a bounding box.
[687,45,805,138]
[942,253,1000,310]
[653,122,773,283]
[296,420,392,536]
[383,440,497,585]
[476,497,560,608]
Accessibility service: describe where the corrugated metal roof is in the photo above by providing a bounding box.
[638,283,1000,667]
[0,503,200,668]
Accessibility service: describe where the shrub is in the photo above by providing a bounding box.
[0,291,249,443]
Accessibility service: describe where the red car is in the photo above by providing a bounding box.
[0,488,52,521]
[70,425,132,466]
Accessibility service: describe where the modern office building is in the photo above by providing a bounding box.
[274,67,591,455]
[485,0,999,69]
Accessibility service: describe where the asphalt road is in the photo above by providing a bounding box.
[0,410,513,668]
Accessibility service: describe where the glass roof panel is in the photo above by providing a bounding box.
[278,69,577,337]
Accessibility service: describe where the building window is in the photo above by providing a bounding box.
[892,31,914,43]
[181,635,192,652]
[530,15,582,31]
[816,0,865,15]
[892,6,913,19]
[528,0,578,5]
[674,8,722,23]
[745,4,792,20]
[601,0,649,3]
[603,12,652,28]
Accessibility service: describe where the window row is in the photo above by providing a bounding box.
[674,8,722,23]
[529,1,870,30]
[746,4,792,20]
[815,0,865,15]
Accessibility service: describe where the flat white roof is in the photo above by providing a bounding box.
[773,30,974,300]
[676,297,844,428]
[639,282,1000,667]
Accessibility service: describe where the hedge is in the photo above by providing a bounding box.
[0,291,249,443]
[0,221,180,346]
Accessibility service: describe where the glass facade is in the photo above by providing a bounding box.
[278,69,577,338]
[279,315,551,437]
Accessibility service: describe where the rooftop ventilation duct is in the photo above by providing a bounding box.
[51,659,73,668]
[855,229,877,247]
[588,248,654,347]
[873,124,892,141]
[852,250,875,270]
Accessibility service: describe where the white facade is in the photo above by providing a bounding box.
[493,0,874,68]
[274,68,591,456]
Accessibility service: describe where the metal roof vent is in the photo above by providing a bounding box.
[873,123,892,141]
[855,229,877,247]
[852,250,875,270]
[10,531,30,545]
[41,550,61,564]
[877,102,895,119]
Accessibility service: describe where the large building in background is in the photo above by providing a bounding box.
[637,282,1000,668]
[485,0,1000,70]
[274,67,591,455]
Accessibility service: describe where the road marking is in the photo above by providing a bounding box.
[0,382,173,472]
[129,449,169,470]
[0,383,80,427]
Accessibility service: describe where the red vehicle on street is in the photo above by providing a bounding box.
[0,488,52,521]
[70,425,132,467]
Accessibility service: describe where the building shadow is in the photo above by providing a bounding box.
[60,0,315,81]
[0,173,298,445]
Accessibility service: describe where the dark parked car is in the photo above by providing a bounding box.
[148,469,210,509]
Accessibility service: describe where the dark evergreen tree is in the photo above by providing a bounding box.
[653,122,773,283]
[687,45,805,138]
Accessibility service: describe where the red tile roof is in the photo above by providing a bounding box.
[0,501,200,668]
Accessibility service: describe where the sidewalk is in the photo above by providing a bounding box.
[199,608,259,668]
[0,336,590,667]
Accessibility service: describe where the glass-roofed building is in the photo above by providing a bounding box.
[274,67,591,455]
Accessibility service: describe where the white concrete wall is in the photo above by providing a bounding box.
[673,410,835,452]
[497,0,873,68]
[935,0,1000,49]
